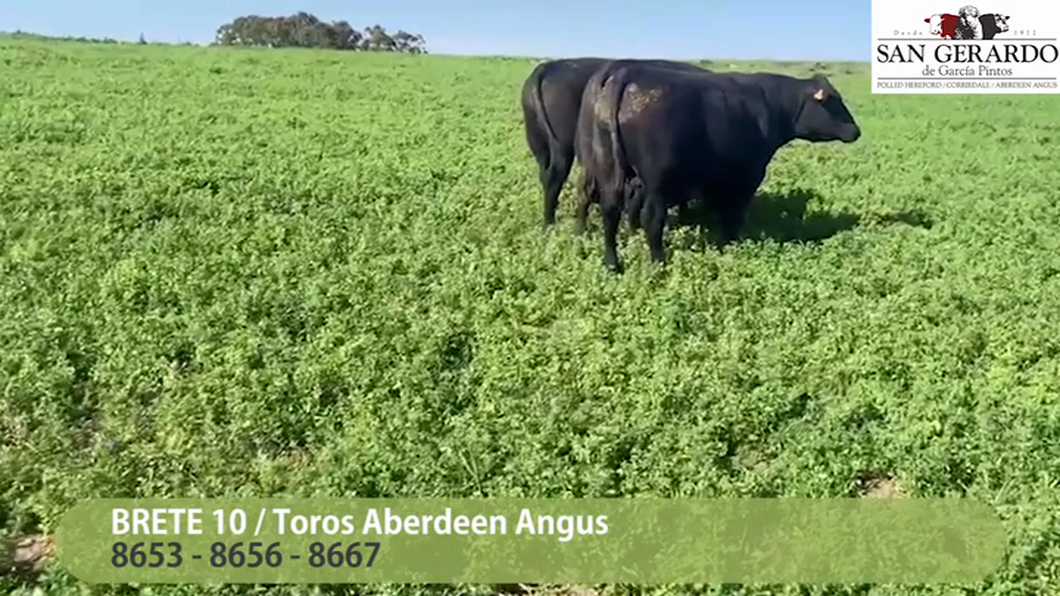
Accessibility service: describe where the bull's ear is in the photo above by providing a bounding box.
[924,17,930,23]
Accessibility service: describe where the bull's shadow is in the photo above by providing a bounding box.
[742,188,860,244]
[674,188,933,246]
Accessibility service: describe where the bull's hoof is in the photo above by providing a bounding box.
[648,254,668,270]
[713,237,738,251]
[603,259,624,274]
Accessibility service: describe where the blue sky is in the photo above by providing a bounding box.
[0,0,869,61]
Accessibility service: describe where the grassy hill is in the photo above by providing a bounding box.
[2,35,1060,595]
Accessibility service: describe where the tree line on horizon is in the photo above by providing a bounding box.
[214,12,427,53]
[2,12,427,53]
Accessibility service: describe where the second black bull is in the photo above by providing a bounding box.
[520,57,710,231]
[578,63,861,272]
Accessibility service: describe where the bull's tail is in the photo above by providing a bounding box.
[529,64,561,168]
[605,66,634,202]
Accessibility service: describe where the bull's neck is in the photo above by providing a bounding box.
[758,77,800,152]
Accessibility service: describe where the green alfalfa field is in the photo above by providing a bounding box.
[3,33,1060,595]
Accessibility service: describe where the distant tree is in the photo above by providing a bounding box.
[330,20,363,49]
[389,30,427,54]
[361,24,395,51]
[213,13,426,53]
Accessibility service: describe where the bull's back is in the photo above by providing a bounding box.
[674,73,782,180]
[613,65,717,121]
[586,59,707,102]
[612,68,770,173]
[630,59,708,73]
[526,59,610,146]
[617,70,708,153]
[523,59,604,134]
[552,59,712,154]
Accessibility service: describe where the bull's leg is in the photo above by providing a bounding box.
[601,195,624,273]
[573,169,595,236]
[714,192,752,248]
[688,192,711,251]
[675,201,692,226]
[542,148,574,227]
[626,182,645,230]
[526,124,552,226]
[641,187,668,265]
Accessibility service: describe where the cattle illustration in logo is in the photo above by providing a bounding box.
[924,6,1010,39]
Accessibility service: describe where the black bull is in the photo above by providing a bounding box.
[520,58,710,232]
[578,64,861,272]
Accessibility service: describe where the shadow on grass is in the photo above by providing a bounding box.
[673,187,934,245]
